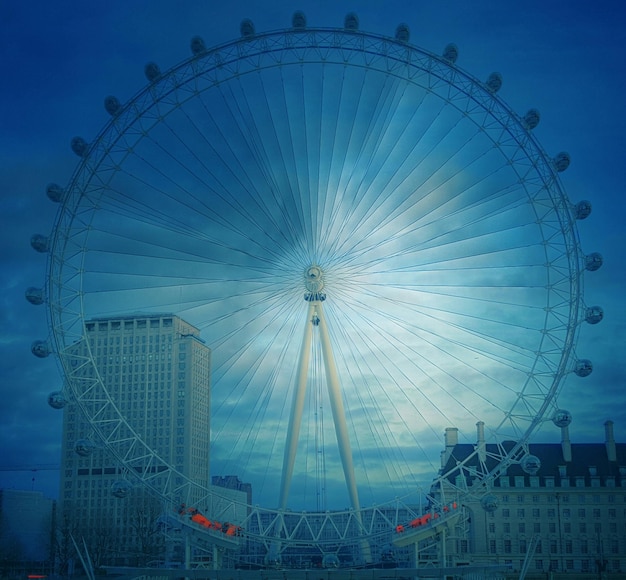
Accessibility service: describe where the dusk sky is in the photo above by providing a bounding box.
[1,1,625,511]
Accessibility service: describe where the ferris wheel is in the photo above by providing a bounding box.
[30,11,602,562]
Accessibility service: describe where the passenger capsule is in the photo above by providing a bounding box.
[486,72,503,93]
[190,36,206,55]
[575,200,592,220]
[322,554,340,569]
[31,340,50,358]
[585,252,603,272]
[144,62,161,82]
[111,480,132,498]
[48,391,67,409]
[574,359,593,377]
[552,409,572,428]
[104,95,122,116]
[71,136,88,157]
[553,151,570,172]
[523,109,540,130]
[442,43,459,63]
[585,306,604,325]
[25,287,44,305]
[292,11,306,29]
[75,439,96,457]
[240,19,255,37]
[395,23,410,43]
[46,183,64,203]
[30,234,49,253]
[344,13,359,30]
[480,494,498,512]
[521,454,541,475]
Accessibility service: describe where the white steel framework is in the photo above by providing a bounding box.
[30,12,602,566]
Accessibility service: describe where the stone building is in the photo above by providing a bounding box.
[438,421,625,576]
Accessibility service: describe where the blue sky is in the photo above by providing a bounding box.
[1,1,625,508]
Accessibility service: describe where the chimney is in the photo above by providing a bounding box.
[441,427,458,467]
[476,421,486,463]
[605,420,617,462]
[561,425,572,462]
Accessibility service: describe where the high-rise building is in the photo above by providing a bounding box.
[58,314,211,566]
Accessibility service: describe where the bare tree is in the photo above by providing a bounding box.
[79,524,116,569]
[127,495,164,567]
[54,513,77,578]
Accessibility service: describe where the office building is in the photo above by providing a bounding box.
[0,489,55,564]
[58,314,211,565]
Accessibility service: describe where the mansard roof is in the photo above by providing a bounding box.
[441,441,626,488]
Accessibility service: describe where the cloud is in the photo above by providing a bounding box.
[1,1,625,515]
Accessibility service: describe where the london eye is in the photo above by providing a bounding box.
[29,11,602,566]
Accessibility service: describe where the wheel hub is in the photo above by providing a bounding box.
[304,265,324,293]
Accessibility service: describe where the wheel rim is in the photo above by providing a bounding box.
[47,24,583,538]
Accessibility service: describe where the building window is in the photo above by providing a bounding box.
[582,560,590,572]
[611,538,619,554]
